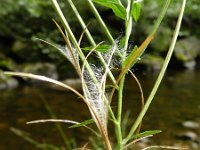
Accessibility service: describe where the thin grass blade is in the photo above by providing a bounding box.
[124,0,186,144]
[10,127,60,150]
[142,145,187,150]
[4,72,85,100]
[122,135,153,150]
[27,119,79,125]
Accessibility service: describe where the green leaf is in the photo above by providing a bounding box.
[131,130,162,140]
[131,3,141,22]
[122,45,138,67]
[119,36,126,47]
[111,4,126,20]
[118,34,154,81]
[92,0,126,20]
[69,119,94,128]
[83,44,111,53]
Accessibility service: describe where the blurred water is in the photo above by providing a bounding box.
[0,70,199,149]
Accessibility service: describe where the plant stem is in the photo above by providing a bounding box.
[66,0,117,86]
[115,75,125,150]
[87,0,124,58]
[51,1,114,149]
[115,0,134,149]
[86,0,115,44]
[51,0,98,84]
[123,0,186,144]
[66,0,118,128]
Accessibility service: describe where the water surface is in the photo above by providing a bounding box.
[0,70,200,149]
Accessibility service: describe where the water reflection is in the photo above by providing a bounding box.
[0,70,199,149]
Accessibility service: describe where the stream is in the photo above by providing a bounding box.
[0,70,200,149]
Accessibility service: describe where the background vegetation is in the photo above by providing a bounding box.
[0,0,200,79]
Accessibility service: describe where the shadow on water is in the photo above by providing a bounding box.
[0,70,200,149]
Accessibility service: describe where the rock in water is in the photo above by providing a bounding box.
[182,121,199,129]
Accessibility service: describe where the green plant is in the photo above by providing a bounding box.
[5,0,186,149]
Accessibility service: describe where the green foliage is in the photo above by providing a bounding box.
[92,0,126,20]
[122,45,138,67]
[131,130,162,140]
[0,0,90,63]
[92,0,142,22]
[3,0,187,149]
[69,119,94,128]
[10,127,60,150]
[131,2,141,22]
[83,44,112,52]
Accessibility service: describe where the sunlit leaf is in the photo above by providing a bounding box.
[92,0,126,20]
[111,4,126,20]
[131,2,141,22]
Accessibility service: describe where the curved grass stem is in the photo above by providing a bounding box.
[86,0,115,44]
[66,0,117,86]
[115,1,134,149]
[123,0,186,144]
[51,0,98,84]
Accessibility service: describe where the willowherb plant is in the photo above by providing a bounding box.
[5,0,186,149]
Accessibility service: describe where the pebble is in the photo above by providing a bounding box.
[182,121,199,129]
[176,131,198,141]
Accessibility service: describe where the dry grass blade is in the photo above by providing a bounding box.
[4,72,84,99]
[118,34,154,82]
[142,145,188,150]
[122,135,153,150]
[80,142,90,150]
[52,19,73,51]
[73,143,92,150]
[78,23,91,46]
[4,71,110,147]
[128,70,144,133]
[52,19,81,75]
[73,148,91,150]
[26,119,79,125]
[128,70,144,109]
[35,38,68,58]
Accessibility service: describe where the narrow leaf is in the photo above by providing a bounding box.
[118,34,154,81]
[10,127,60,150]
[132,130,162,139]
[123,130,161,149]
[142,145,187,150]
[69,119,94,128]
[122,45,138,66]
[36,38,69,59]
[131,3,141,22]
[123,135,153,150]
[83,44,111,53]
